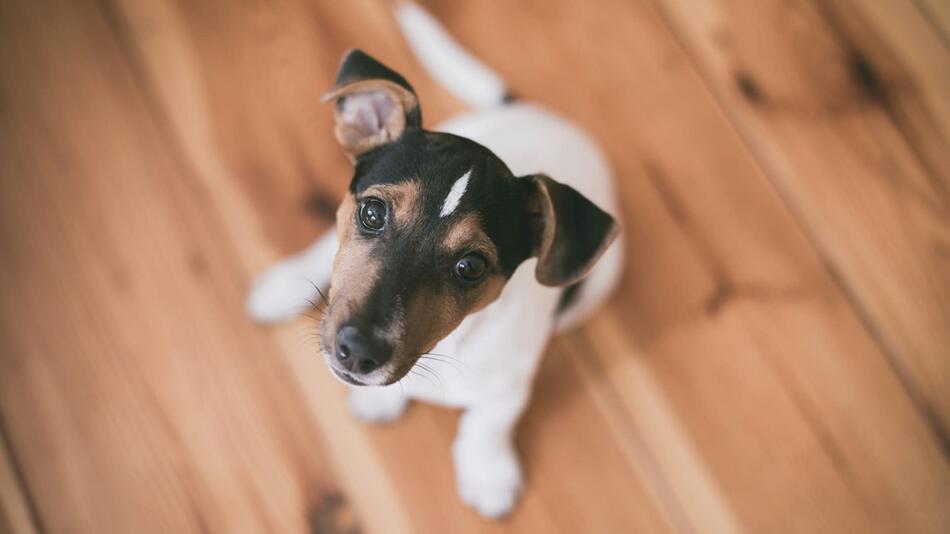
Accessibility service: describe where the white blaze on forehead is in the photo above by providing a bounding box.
[439,168,472,218]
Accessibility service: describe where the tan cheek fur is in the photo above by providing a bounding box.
[324,184,422,342]
[362,180,422,228]
[398,274,504,359]
[442,214,502,311]
[442,214,491,253]
[392,214,504,354]
[400,287,458,358]
[324,196,378,341]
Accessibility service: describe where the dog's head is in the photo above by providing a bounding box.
[319,50,617,385]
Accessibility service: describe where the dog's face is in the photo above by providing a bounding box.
[319,50,617,386]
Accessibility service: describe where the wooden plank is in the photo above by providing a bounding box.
[422,0,950,532]
[651,0,950,440]
[816,0,950,189]
[0,1,354,532]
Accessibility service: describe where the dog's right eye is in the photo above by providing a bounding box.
[357,197,387,233]
[454,253,487,285]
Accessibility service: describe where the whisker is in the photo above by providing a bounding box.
[302,297,325,313]
[291,306,319,319]
[421,351,466,366]
[414,361,445,393]
[420,353,466,367]
[291,305,324,321]
[296,296,325,315]
[408,368,439,391]
[417,355,466,376]
[301,309,320,320]
[411,362,439,387]
[315,286,331,306]
[295,328,321,352]
[305,278,331,306]
[415,351,469,374]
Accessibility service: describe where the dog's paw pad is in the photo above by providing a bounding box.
[348,388,408,423]
[246,265,319,324]
[455,444,522,518]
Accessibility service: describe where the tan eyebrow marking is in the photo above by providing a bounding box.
[442,213,497,265]
[361,180,422,226]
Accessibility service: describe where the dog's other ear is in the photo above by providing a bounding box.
[524,174,619,287]
[321,49,421,159]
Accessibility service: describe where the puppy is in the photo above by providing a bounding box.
[247,3,623,518]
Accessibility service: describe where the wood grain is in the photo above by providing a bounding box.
[1,0,948,532]
[0,431,38,534]
[0,1,347,532]
[818,0,950,184]
[914,0,950,43]
[651,0,950,440]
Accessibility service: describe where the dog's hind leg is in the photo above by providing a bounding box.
[246,228,338,323]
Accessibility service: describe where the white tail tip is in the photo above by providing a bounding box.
[395,2,507,109]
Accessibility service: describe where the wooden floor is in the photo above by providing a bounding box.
[1,0,948,532]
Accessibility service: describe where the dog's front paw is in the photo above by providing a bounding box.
[246,263,320,324]
[348,386,408,423]
[453,439,522,519]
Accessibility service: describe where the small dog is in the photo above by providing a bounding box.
[247,3,623,518]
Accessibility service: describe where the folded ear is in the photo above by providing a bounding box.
[524,174,619,286]
[321,49,421,159]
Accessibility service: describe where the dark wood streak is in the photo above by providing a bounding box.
[0,414,46,534]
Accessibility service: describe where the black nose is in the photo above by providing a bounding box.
[335,325,391,375]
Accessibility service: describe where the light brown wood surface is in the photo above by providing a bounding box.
[1,1,947,533]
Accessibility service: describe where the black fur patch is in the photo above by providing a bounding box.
[556,280,584,314]
[350,130,534,278]
[334,49,415,98]
[528,174,617,286]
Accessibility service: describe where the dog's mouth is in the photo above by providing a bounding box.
[323,351,421,388]
[323,349,409,387]
[329,366,368,386]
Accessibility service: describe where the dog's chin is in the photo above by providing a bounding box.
[327,366,367,386]
[321,346,421,386]
[323,356,404,387]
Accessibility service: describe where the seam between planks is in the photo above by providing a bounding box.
[809,0,950,209]
[565,331,698,534]
[643,0,950,457]
[911,0,950,49]
[89,3,414,533]
[90,1,367,530]
[0,412,46,534]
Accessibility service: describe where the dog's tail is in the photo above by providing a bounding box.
[394,2,509,109]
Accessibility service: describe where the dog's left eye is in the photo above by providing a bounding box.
[454,253,487,284]
[357,197,387,233]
